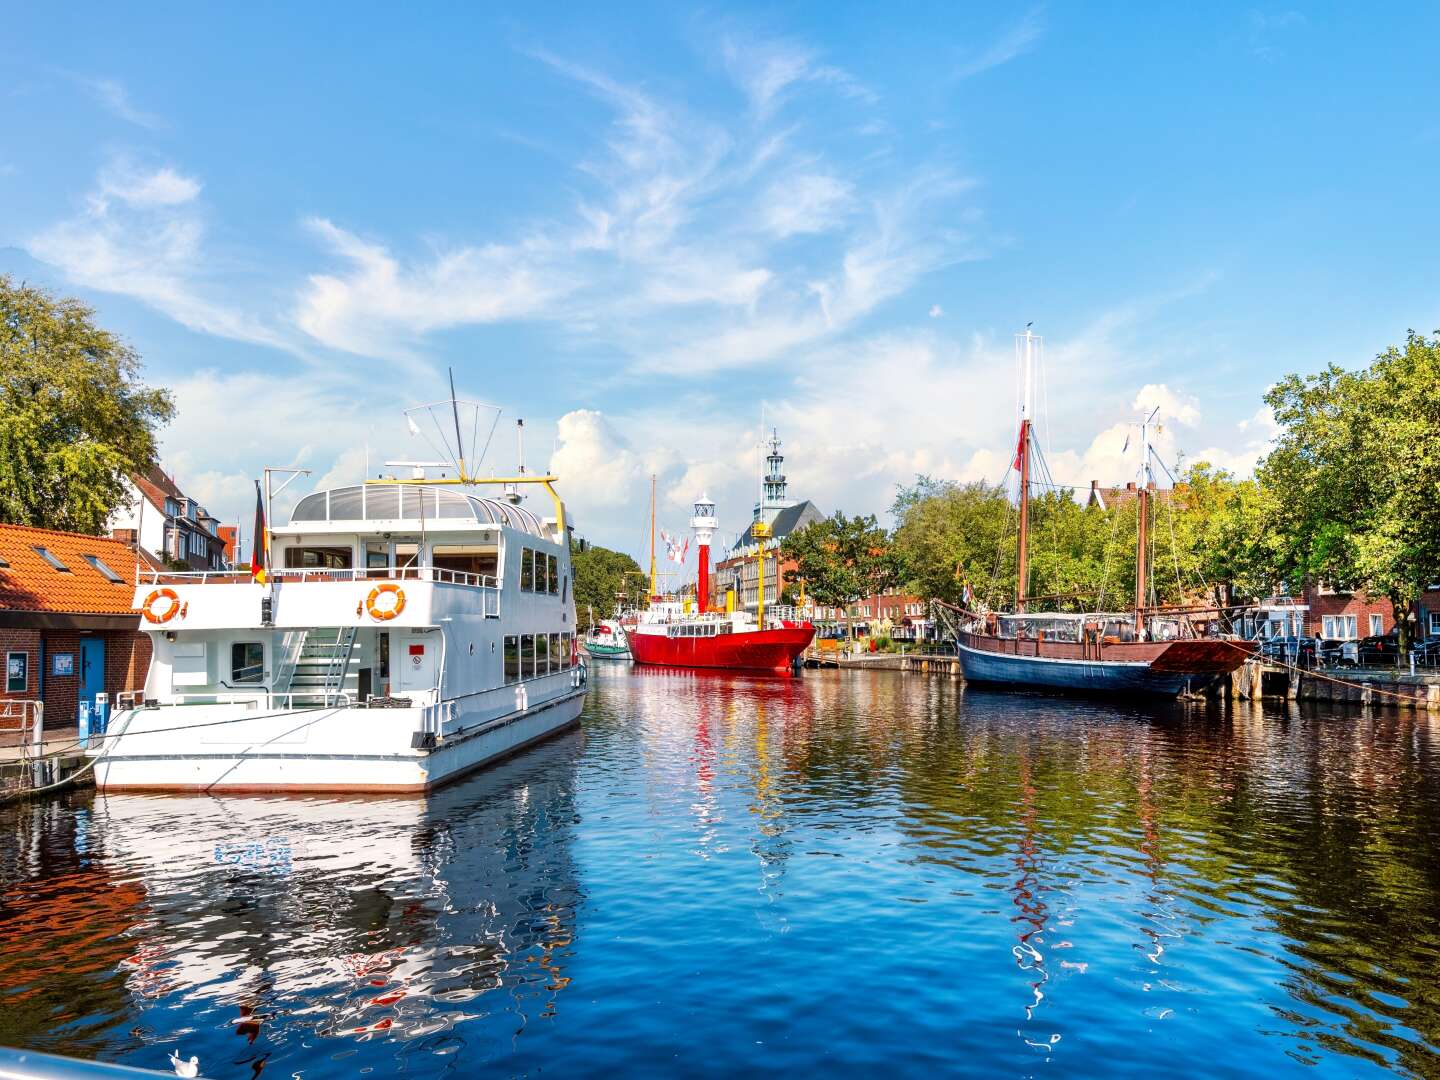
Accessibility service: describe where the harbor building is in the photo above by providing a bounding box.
[713,431,823,613]
[0,524,158,725]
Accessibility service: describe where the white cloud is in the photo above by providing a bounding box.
[929,304,944,318]
[1133,383,1201,426]
[93,164,200,210]
[761,173,854,237]
[294,218,569,358]
[718,34,875,117]
[83,77,163,129]
[954,8,1044,79]
[27,162,286,349]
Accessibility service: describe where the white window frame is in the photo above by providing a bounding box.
[1430,611,1440,636]
[1369,613,1384,636]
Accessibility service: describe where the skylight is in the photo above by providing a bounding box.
[33,546,71,572]
[83,554,126,584]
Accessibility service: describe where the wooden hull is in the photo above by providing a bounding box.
[957,632,1253,697]
[627,625,815,674]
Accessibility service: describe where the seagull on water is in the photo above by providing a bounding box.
[169,1051,200,1078]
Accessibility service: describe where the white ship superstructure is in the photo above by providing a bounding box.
[91,480,586,793]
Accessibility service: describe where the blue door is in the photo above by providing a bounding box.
[79,638,106,715]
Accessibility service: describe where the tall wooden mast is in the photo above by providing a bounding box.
[648,473,658,600]
[1015,327,1038,613]
[1133,408,1157,634]
[1016,418,1031,613]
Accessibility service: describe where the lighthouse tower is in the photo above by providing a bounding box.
[690,493,718,612]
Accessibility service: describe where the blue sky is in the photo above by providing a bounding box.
[3,4,1438,560]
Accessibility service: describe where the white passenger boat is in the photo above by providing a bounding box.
[90,397,587,794]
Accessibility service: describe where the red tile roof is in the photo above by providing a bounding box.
[0,524,161,615]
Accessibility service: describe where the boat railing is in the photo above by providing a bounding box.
[149,690,355,710]
[137,565,500,590]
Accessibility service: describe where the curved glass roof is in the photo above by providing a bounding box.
[290,485,549,538]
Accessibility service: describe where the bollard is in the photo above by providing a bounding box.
[77,700,91,752]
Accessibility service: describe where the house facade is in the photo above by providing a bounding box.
[0,524,156,725]
[107,466,228,571]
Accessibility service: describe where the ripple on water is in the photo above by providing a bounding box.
[4,669,1440,1076]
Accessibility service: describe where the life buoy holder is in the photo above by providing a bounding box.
[366,584,406,621]
[142,588,182,624]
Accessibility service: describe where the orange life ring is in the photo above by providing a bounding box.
[142,588,182,624]
[366,584,406,621]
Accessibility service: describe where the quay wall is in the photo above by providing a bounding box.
[1229,657,1440,711]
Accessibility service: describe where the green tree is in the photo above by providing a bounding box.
[0,276,174,533]
[570,541,643,627]
[781,512,898,622]
[1257,331,1440,649]
[890,476,1012,607]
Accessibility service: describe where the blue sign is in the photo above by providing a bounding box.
[52,653,74,676]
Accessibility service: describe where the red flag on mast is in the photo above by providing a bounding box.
[250,480,268,584]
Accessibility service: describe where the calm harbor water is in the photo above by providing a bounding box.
[4,665,1440,1077]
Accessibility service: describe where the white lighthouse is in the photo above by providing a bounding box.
[690,493,717,612]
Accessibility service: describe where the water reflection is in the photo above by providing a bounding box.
[1,735,582,1076]
[4,670,1440,1076]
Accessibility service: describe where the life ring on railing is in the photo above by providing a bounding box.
[141,588,182,624]
[366,583,406,621]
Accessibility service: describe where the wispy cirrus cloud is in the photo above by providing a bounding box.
[26,159,288,350]
[954,8,1045,79]
[81,76,163,129]
[293,33,974,376]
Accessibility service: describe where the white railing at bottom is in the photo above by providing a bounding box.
[158,691,354,710]
[0,699,44,768]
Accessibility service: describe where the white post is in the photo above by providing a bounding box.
[30,701,44,790]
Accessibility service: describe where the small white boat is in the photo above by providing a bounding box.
[91,392,586,794]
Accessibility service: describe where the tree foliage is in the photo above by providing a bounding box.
[571,541,643,626]
[0,275,174,533]
[1256,330,1440,645]
[780,511,898,610]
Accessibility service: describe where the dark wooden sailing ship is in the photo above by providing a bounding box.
[954,330,1253,697]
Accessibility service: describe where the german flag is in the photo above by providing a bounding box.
[250,480,268,584]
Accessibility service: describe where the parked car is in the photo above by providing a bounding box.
[1259,636,1318,668]
[1356,632,1401,666]
[1409,637,1440,668]
[1316,638,1358,668]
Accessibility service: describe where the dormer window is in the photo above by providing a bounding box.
[33,546,71,572]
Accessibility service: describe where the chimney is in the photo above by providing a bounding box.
[1126,481,1137,492]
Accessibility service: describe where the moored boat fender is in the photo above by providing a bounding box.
[366,583,406,621]
[141,587,182,624]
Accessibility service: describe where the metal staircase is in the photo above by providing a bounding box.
[279,628,360,706]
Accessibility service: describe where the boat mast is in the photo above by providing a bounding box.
[648,473,658,600]
[1134,409,1156,634]
[1015,328,1037,613]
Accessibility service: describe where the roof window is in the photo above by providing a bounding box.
[0,554,9,568]
[33,546,71,572]
[83,554,126,583]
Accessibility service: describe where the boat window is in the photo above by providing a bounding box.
[284,546,353,570]
[328,487,364,520]
[560,632,572,668]
[547,553,558,594]
[364,487,399,520]
[394,543,420,572]
[504,636,520,683]
[365,542,390,571]
[520,548,534,591]
[535,633,549,676]
[520,634,536,679]
[231,642,264,684]
[432,544,499,580]
[549,633,561,673]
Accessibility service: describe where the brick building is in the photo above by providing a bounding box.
[0,524,158,725]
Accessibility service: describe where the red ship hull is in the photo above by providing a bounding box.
[627,625,816,673]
